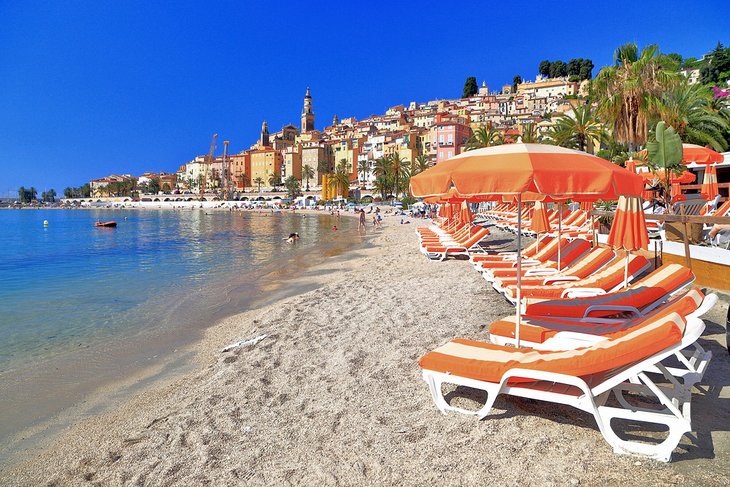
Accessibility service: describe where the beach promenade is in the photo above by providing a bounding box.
[4,215,730,485]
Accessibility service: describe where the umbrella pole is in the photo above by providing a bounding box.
[557,203,562,271]
[516,194,522,348]
[624,251,630,288]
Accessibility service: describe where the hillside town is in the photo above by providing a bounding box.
[78,50,718,204]
[84,73,596,200]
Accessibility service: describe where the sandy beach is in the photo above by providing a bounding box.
[3,215,730,486]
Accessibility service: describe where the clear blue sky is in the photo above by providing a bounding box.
[0,0,728,196]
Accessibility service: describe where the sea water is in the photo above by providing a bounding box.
[0,208,358,454]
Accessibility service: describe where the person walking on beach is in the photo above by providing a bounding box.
[358,209,366,230]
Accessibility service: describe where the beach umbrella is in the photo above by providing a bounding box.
[681,143,724,165]
[529,201,550,234]
[701,164,719,202]
[606,195,649,287]
[625,159,637,174]
[410,143,644,346]
[459,200,474,224]
[670,182,684,202]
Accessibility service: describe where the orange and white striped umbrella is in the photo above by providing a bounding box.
[410,143,644,199]
[607,196,649,252]
[459,201,473,224]
[625,159,637,174]
[682,144,724,165]
[670,182,683,202]
[701,164,719,202]
[529,201,550,234]
[607,195,649,287]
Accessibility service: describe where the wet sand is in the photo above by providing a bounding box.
[3,216,730,486]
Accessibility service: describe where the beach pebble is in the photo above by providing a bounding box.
[634,461,642,466]
[569,478,580,486]
[243,426,252,433]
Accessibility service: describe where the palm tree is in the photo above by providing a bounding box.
[284,175,301,200]
[593,43,679,150]
[658,81,729,151]
[520,123,539,143]
[253,177,265,193]
[268,171,281,191]
[466,124,502,150]
[544,105,607,152]
[413,154,431,175]
[302,164,315,191]
[328,163,351,199]
[357,160,370,185]
[389,153,409,201]
[372,156,393,200]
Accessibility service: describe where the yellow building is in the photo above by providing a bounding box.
[321,174,348,200]
[284,143,302,181]
[248,147,283,188]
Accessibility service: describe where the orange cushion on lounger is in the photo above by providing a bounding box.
[488,288,703,344]
[525,264,693,318]
[420,312,684,383]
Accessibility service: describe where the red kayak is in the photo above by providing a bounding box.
[95,221,117,227]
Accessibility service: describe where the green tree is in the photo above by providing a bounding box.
[357,160,370,185]
[658,81,729,151]
[268,171,281,190]
[149,178,161,194]
[17,186,27,203]
[372,156,393,200]
[700,42,730,84]
[544,105,607,152]
[413,154,431,175]
[538,60,551,77]
[466,124,502,150]
[579,59,594,80]
[162,182,171,192]
[512,75,522,91]
[327,163,351,199]
[64,187,73,198]
[567,58,583,77]
[593,43,679,150]
[284,175,301,200]
[80,183,91,198]
[646,121,684,211]
[520,122,539,143]
[389,153,409,201]
[550,60,567,78]
[302,164,315,191]
[41,189,57,203]
[253,177,265,193]
[28,187,37,201]
[462,76,478,98]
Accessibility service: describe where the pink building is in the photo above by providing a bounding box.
[430,113,472,164]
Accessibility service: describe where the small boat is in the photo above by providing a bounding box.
[95,221,117,227]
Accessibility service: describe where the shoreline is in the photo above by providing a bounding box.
[4,220,730,485]
[0,209,369,469]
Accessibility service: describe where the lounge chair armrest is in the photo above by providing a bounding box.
[583,305,640,319]
[560,287,607,299]
[542,275,580,284]
[512,259,540,267]
[524,268,558,277]
[497,251,517,256]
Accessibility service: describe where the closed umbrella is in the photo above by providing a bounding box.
[606,195,649,287]
[411,143,644,347]
[701,164,719,203]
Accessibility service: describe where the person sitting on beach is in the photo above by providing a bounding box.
[400,219,410,224]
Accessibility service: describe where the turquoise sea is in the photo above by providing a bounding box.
[0,208,359,454]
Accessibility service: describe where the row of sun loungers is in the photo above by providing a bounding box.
[413,206,715,462]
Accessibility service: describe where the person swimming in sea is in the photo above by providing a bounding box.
[285,232,300,243]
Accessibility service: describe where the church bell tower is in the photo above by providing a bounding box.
[260,120,270,147]
[301,87,315,132]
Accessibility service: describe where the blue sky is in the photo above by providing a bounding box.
[0,0,728,196]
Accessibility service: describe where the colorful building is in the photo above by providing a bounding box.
[430,113,472,164]
[249,147,283,188]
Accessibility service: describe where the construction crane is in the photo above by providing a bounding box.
[200,133,218,200]
[222,140,231,200]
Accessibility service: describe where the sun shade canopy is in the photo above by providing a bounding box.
[410,143,644,200]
